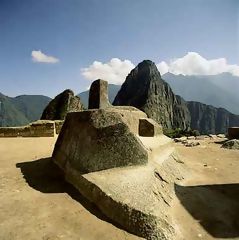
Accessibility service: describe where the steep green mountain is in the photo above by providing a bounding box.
[0,93,29,127]
[78,84,121,107]
[12,95,51,122]
[163,72,239,115]
[0,93,51,127]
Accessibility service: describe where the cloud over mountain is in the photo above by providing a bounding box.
[81,53,239,84]
[31,50,59,63]
[81,58,135,84]
[157,52,239,76]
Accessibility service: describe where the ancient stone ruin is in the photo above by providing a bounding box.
[52,79,184,239]
[0,120,64,137]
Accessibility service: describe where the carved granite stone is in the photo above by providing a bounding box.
[88,79,111,109]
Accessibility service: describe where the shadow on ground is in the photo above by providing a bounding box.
[175,183,239,238]
[16,158,126,232]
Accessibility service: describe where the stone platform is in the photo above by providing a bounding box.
[63,135,183,239]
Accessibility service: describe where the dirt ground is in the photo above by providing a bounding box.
[0,137,141,240]
[173,138,239,240]
[0,137,238,240]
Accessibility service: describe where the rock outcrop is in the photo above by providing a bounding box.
[41,89,84,120]
[222,139,239,150]
[113,60,191,130]
[187,101,239,134]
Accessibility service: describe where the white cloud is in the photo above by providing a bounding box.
[81,53,239,85]
[81,58,135,84]
[31,50,59,63]
[156,61,169,75]
[157,52,239,76]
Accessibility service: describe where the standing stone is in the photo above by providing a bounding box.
[88,79,111,109]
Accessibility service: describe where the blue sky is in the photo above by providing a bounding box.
[0,0,238,97]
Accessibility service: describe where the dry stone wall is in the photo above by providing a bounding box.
[0,120,64,137]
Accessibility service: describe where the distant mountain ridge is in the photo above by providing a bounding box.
[1,64,239,134]
[163,72,239,115]
[0,93,51,127]
[78,72,239,116]
[187,101,239,134]
[112,60,239,134]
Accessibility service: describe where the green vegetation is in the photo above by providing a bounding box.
[164,128,200,138]
[0,93,51,127]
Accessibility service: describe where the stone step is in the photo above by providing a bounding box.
[138,134,174,164]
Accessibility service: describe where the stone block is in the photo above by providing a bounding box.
[108,106,147,134]
[54,120,64,134]
[228,127,239,139]
[52,109,148,174]
[138,118,162,137]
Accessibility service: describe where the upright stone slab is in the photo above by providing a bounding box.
[88,79,110,109]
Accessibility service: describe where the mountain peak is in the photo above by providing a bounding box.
[41,89,84,120]
[137,59,155,67]
[113,60,191,130]
[136,60,161,77]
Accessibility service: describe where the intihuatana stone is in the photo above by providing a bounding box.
[52,79,183,240]
[88,79,111,109]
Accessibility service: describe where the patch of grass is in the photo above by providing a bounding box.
[164,128,200,138]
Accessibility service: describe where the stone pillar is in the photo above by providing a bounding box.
[88,79,111,109]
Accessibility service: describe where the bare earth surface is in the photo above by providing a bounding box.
[0,137,141,240]
[173,138,239,240]
[0,137,239,240]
